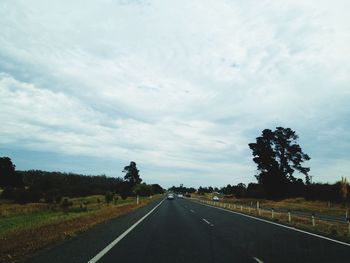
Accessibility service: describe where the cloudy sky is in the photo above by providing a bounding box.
[0,0,349,188]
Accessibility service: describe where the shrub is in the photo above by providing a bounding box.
[105,191,114,205]
[61,198,73,213]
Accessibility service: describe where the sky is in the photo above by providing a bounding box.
[0,0,349,188]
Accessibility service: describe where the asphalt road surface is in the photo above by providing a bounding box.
[23,197,350,263]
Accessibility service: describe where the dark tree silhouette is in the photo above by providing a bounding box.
[0,157,22,187]
[248,127,311,199]
[123,161,142,186]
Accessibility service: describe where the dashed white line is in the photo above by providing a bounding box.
[202,218,214,226]
[87,199,165,263]
[253,256,264,263]
[190,209,195,213]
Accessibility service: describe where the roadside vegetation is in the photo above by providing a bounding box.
[0,194,162,262]
[0,158,164,262]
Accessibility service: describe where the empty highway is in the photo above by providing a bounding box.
[23,197,350,263]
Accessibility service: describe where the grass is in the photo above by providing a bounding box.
[194,193,349,218]
[0,195,152,235]
[0,194,162,262]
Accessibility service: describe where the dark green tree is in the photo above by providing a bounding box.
[123,161,142,186]
[151,184,164,194]
[133,183,153,197]
[0,157,22,187]
[248,127,311,199]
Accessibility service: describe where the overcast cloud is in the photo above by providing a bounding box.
[0,0,349,188]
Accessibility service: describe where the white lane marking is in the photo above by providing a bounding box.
[190,209,195,213]
[202,218,214,226]
[253,256,264,263]
[88,199,165,263]
[196,201,350,247]
[202,218,211,224]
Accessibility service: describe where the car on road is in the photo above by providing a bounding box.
[177,194,184,198]
[167,193,174,200]
[212,196,219,201]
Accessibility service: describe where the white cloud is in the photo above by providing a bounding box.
[0,0,349,187]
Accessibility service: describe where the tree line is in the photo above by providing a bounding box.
[0,158,164,204]
[191,182,349,202]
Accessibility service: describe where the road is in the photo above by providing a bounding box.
[23,197,350,263]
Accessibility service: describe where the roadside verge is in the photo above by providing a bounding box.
[0,196,162,263]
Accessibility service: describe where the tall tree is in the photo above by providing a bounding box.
[248,127,311,199]
[123,161,142,186]
[0,157,22,187]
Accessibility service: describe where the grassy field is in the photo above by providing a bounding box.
[195,193,349,218]
[0,194,162,262]
[0,195,146,236]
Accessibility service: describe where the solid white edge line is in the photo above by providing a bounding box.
[195,201,350,247]
[88,199,165,263]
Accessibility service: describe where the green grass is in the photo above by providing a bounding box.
[0,195,154,236]
[0,211,83,236]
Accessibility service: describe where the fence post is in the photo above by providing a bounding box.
[288,211,291,223]
[346,208,348,220]
[271,208,274,219]
[312,213,315,227]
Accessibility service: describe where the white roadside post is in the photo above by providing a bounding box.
[271,208,274,219]
[136,195,139,206]
[312,213,316,227]
[288,211,291,223]
[240,205,243,212]
[346,208,348,220]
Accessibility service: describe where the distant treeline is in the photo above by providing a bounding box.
[0,157,164,204]
[191,182,350,202]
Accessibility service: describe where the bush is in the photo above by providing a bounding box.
[61,198,73,213]
[105,191,114,205]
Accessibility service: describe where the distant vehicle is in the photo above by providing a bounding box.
[167,193,174,200]
[177,194,184,198]
[212,196,219,201]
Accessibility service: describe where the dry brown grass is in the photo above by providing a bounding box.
[0,203,50,217]
[194,194,349,218]
[0,198,160,263]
